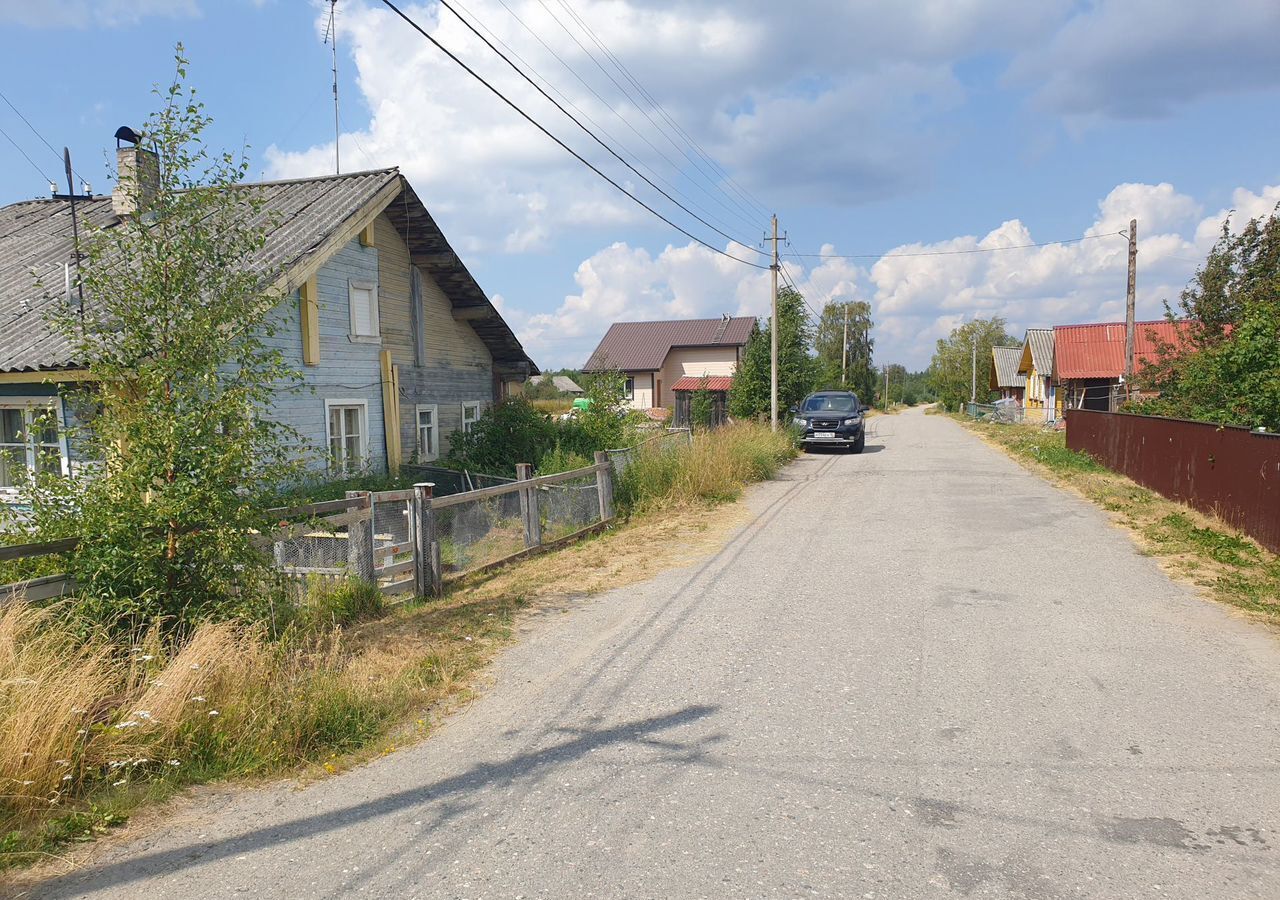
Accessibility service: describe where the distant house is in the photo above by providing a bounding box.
[1053,320,1193,411]
[1017,328,1056,421]
[0,155,536,496]
[988,346,1026,403]
[582,316,755,420]
[529,374,584,395]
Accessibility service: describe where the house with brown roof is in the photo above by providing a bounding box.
[1053,320,1193,411]
[581,316,755,418]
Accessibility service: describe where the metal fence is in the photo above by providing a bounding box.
[606,427,692,478]
[400,464,516,497]
[1066,409,1280,554]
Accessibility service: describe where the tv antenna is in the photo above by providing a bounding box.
[324,0,340,174]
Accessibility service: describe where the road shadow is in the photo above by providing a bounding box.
[35,704,721,898]
[803,444,885,455]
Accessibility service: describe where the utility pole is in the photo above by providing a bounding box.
[970,333,977,405]
[768,214,780,431]
[883,365,889,410]
[1124,217,1138,397]
[841,304,849,386]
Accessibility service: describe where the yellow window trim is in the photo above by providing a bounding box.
[0,369,96,384]
[300,275,320,366]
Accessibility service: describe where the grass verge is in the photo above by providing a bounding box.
[1,423,792,878]
[957,416,1280,628]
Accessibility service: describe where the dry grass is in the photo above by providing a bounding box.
[959,416,1280,629]
[529,398,575,415]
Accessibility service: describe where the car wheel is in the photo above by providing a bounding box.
[851,436,865,454]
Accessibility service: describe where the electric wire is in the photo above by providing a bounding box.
[376,0,769,270]
[491,0,764,238]
[0,88,86,188]
[0,122,55,187]
[550,0,771,222]
[436,0,762,251]
[530,0,765,232]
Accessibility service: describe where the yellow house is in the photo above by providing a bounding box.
[1017,328,1058,422]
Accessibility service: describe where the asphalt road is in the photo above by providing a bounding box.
[34,407,1280,899]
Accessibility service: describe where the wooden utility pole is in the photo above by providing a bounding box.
[883,365,889,409]
[841,304,849,386]
[1124,218,1138,395]
[768,215,780,431]
[970,334,977,405]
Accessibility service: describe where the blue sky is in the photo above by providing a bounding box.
[2,0,1278,370]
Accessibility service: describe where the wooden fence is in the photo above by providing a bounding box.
[1,453,617,605]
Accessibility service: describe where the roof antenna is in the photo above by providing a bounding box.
[324,0,340,174]
[53,146,89,319]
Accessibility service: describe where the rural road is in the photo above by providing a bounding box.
[33,407,1280,899]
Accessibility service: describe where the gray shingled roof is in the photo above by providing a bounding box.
[989,346,1026,389]
[531,374,584,393]
[582,316,756,372]
[0,168,536,374]
[1018,328,1054,376]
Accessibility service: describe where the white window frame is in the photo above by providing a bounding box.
[461,401,483,433]
[0,397,69,495]
[323,399,369,474]
[348,279,380,341]
[415,404,439,461]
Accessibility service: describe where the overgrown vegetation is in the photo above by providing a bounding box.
[1134,209,1280,430]
[962,417,1279,626]
[928,317,1017,412]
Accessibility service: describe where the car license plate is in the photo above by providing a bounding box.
[814,431,836,439]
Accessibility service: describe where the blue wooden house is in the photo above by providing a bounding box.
[0,155,536,496]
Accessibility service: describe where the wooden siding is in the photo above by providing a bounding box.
[372,214,496,462]
[623,370,655,410]
[264,237,387,474]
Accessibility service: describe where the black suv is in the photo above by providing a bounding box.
[792,391,867,453]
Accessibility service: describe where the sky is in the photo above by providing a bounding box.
[1,0,1278,371]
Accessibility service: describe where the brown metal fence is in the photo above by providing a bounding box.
[1065,409,1280,553]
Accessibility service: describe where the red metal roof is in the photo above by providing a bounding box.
[1053,320,1193,379]
[582,317,756,372]
[671,375,734,392]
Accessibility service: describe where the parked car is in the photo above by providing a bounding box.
[792,391,867,453]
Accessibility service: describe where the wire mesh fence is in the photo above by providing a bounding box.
[401,464,515,497]
[606,428,692,478]
[434,487,528,576]
[538,472,601,543]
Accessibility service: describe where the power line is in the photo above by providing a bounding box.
[0,88,85,186]
[436,0,762,251]
[0,121,54,186]
[530,0,765,233]
[787,232,1123,260]
[548,0,771,223]
[376,0,769,269]
[450,0,756,246]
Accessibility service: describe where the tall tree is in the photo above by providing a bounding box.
[813,299,875,400]
[1137,210,1280,429]
[928,317,1016,411]
[33,49,302,631]
[729,287,818,419]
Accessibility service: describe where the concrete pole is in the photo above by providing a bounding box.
[770,214,779,432]
[1124,218,1138,398]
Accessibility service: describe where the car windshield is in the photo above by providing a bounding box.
[803,395,857,412]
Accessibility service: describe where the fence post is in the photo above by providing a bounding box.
[594,451,615,522]
[516,463,542,549]
[412,482,439,598]
[345,491,375,581]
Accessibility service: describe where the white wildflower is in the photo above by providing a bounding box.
[72,708,87,714]
[190,696,206,704]
[114,720,138,729]
[112,779,126,787]
[139,655,154,662]
[20,780,34,786]
[134,710,153,721]
[207,710,220,717]
[55,759,69,767]
[76,729,87,736]
[167,759,181,767]
[190,663,200,670]
[62,775,72,782]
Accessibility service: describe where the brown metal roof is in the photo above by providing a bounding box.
[582,316,756,372]
[0,168,536,375]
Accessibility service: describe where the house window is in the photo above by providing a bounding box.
[348,279,379,339]
[415,404,439,460]
[325,401,368,474]
[0,402,64,489]
[624,377,635,400]
[461,401,482,433]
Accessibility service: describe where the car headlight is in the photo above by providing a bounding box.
[792,417,807,429]
[843,416,862,426]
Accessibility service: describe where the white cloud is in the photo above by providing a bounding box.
[1008,0,1280,119]
[522,180,1276,371]
[0,0,198,27]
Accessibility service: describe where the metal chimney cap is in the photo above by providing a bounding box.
[114,125,142,147]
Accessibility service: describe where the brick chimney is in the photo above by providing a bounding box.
[112,145,159,218]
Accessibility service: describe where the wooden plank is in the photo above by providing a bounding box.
[379,576,415,597]
[0,537,79,562]
[0,572,75,604]
[533,463,607,487]
[259,509,368,544]
[371,488,415,503]
[375,540,413,557]
[265,496,368,520]
[377,558,415,578]
[431,480,523,509]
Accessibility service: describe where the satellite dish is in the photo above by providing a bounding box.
[114,125,142,147]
